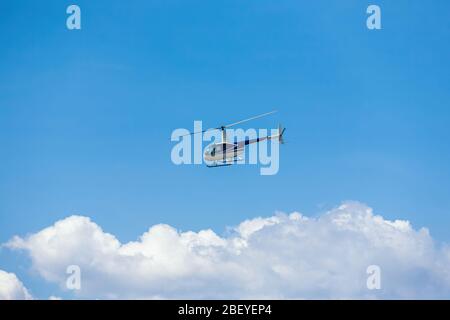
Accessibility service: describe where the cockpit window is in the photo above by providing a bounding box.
[211,147,216,157]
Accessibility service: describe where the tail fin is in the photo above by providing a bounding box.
[278,124,286,144]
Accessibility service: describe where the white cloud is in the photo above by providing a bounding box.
[0,270,32,300]
[5,201,450,299]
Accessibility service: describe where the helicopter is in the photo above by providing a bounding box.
[182,110,286,167]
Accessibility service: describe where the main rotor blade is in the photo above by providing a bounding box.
[179,127,220,137]
[223,110,277,128]
[176,110,277,137]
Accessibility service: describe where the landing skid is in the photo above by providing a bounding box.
[206,157,243,168]
[206,162,233,168]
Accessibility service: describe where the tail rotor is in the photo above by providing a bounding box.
[278,124,286,144]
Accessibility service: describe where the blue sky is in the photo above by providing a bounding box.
[1,1,449,299]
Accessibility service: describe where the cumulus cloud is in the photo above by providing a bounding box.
[5,201,450,299]
[0,270,32,300]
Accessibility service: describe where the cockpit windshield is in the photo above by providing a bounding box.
[205,145,216,156]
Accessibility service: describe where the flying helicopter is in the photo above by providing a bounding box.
[182,110,286,167]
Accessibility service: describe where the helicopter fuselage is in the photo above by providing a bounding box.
[204,142,244,162]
